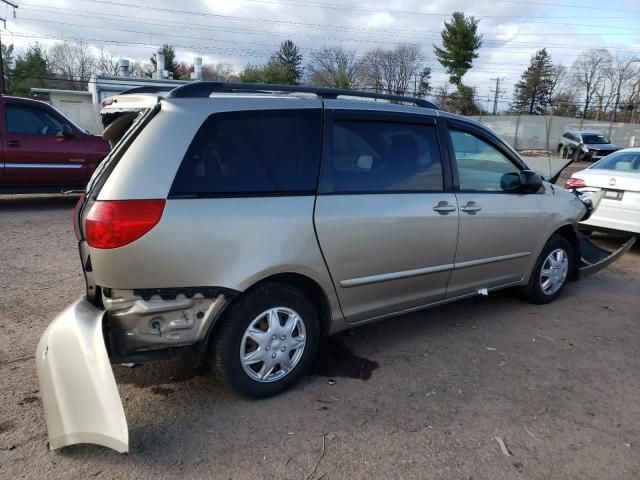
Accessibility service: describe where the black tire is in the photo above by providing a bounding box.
[561,146,568,159]
[571,148,581,162]
[211,282,320,397]
[521,234,573,305]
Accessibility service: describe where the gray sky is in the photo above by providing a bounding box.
[4,0,640,109]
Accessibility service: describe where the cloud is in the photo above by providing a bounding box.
[5,0,639,109]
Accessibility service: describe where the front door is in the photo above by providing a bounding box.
[3,102,87,186]
[314,107,459,323]
[444,122,544,298]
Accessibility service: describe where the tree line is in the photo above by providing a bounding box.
[511,48,639,122]
[2,10,638,122]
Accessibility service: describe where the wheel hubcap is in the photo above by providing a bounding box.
[539,248,569,296]
[240,307,306,383]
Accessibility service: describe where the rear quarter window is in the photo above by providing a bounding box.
[170,109,322,196]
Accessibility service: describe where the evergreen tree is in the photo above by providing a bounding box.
[433,12,482,85]
[417,66,432,97]
[274,40,303,84]
[11,44,49,97]
[511,49,557,114]
[239,40,303,85]
[150,45,180,79]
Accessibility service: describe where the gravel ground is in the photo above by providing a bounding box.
[0,189,638,480]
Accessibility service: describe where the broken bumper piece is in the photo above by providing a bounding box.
[36,297,128,453]
[577,232,635,278]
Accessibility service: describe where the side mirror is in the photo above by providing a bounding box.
[59,124,75,139]
[500,170,543,193]
[518,170,543,193]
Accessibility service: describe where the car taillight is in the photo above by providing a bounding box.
[85,199,165,249]
[565,178,586,189]
[72,194,86,241]
[101,97,114,107]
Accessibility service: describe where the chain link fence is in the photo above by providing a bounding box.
[472,114,640,152]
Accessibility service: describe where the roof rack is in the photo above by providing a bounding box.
[167,81,438,109]
[118,86,175,96]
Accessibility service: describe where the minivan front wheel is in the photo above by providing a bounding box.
[211,282,319,397]
[522,235,573,304]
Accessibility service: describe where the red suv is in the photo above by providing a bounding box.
[0,96,110,193]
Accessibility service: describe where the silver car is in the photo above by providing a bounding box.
[36,83,634,453]
[558,130,618,162]
[566,148,640,235]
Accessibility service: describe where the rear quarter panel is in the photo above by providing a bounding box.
[89,197,342,324]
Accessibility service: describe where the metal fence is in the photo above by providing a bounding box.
[54,103,103,135]
[472,114,640,152]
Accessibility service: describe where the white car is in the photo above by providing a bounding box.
[566,148,640,235]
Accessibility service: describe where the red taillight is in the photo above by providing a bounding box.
[101,97,114,107]
[73,194,86,241]
[565,177,586,189]
[85,199,165,249]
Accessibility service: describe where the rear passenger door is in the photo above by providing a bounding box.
[444,120,544,298]
[314,105,459,323]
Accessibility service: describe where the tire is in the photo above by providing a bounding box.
[211,282,320,397]
[561,146,568,159]
[521,235,573,305]
[572,148,581,162]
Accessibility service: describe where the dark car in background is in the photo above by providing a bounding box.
[0,95,110,193]
[558,129,618,162]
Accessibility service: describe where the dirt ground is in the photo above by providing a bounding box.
[1,190,638,480]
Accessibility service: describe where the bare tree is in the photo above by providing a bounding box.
[609,53,639,122]
[202,62,236,81]
[48,41,96,89]
[571,48,613,119]
[129,61,154,78]
[306,46,366,89]
[545,64,565,108]
[364,44,424,96]
[96,48,120,76]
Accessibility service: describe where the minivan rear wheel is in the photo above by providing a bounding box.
[522,235,573,304]
[211,282,319,397]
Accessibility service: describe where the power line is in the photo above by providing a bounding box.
[59,0,640,37]
[12,9,640,55]
[245,0,640,15]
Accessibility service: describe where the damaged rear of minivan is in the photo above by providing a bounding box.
[36,83,635,454]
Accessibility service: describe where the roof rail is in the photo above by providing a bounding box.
[167,81,438,109]
[118,86,175,96]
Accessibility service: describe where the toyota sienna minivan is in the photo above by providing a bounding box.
[36,82,634,453]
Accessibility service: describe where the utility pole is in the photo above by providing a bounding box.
[490,77,502,115]
[0,0,18,95]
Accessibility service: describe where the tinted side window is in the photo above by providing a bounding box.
[450,129,520,192]
[322,120,443,193]
[5,104,64,135]
[171,109,321,195]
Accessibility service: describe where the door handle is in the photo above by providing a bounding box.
[433,201,457,214]
[7,140,20,148]
[460,202,482,214]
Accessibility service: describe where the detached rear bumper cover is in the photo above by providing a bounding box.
[36,297,128,453]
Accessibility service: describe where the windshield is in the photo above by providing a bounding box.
[592,151,640,172]
[581,134,610,144]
